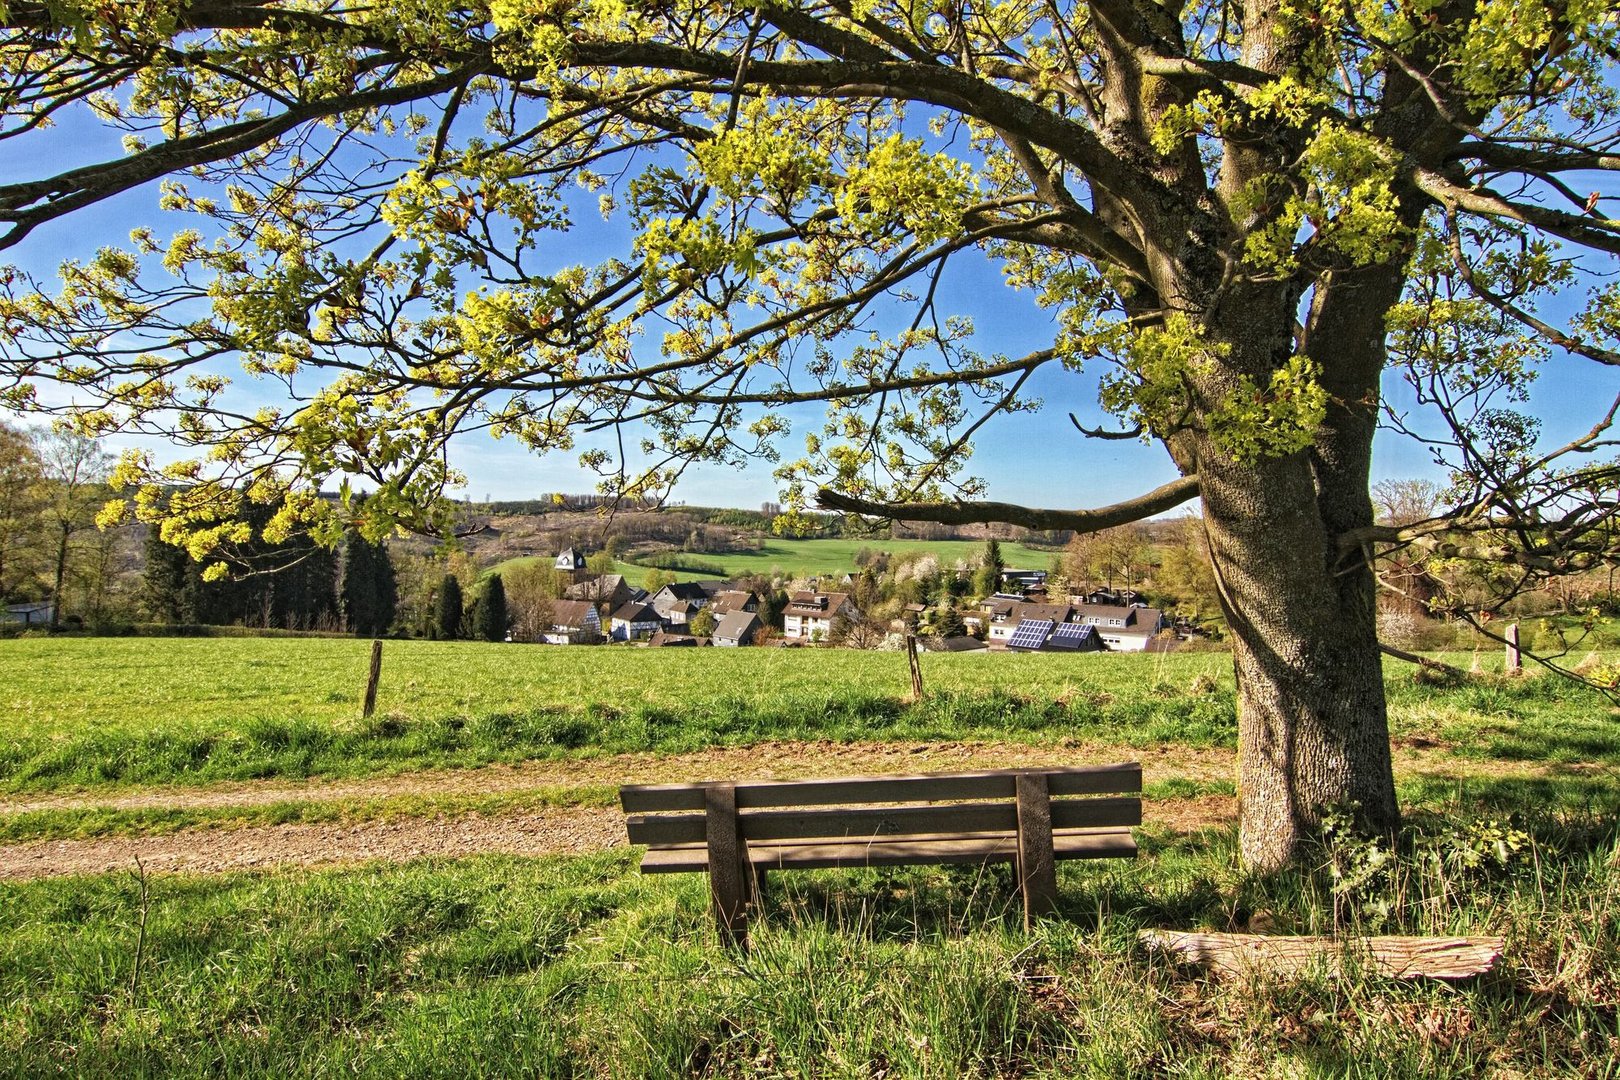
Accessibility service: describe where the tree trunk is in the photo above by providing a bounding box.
[1201,452,1398,871]
[50,521,68,628]
[1188,283,1399,872]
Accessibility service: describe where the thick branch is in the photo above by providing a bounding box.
[567,42,1175,213]
[815,474,1199,532]
[0,64,481,249]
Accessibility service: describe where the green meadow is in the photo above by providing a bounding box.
[5,820,1620,1076]
[495,536,1064,585]
[3,636,1620,1075]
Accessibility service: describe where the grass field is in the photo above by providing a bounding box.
[2,636,1616,793]
[5,818,1619,1075]
[4,636,1620,1075]
[494,536,1065,586]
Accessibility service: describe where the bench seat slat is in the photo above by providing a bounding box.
[626,796,1142,846]
[620,763,1142,813]
[639,827,1137,873]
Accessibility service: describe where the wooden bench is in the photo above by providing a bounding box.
[620,763,1141,939]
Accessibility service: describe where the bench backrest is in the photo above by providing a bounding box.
[622,763,1142,845]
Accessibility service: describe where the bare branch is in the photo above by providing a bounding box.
[815,474,1199,532]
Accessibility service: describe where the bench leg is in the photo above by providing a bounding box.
[1016,772,1059,930]
[706,784,751,944]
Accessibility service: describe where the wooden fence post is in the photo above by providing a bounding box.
[1504,624,1521,675]
[362,639,384,718]
[905,633,924,699]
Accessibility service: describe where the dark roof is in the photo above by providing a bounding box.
[655,582,711,602]
[713,610,762,641]
[785,591,851,616]
[1012,602,1072,624]
[611,602,660,623]
[1043,623,1099,651]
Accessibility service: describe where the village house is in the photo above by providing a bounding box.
[987,602,1071,646]
[999,568,1048,593]
[963,594,1021,636]
[781,591,856,641]
[708,589,759,616]
[609,601,662,642]
[565,573,632,613]
[1072,603,1166,650]
[712,610,763,647]
[648,582,713,628]
[543,599,602,644]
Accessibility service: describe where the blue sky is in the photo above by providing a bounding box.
[5,101,1617,515]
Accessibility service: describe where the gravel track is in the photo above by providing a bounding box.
[0,738,1573,881]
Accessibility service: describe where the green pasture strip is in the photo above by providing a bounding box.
[0,641,1247,791]
[2,639,1615,798]
[1384,664,1620,765]
[0,785,618,845]
[0,637,1240,737]
[5,804,1619,1077]
[492,538,1063,585]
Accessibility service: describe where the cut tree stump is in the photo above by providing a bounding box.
[1140,930,1504,981]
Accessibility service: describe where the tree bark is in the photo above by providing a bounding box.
[1191,293,1399,871]
[1201,452,1398,871]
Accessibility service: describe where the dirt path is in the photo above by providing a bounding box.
[0,738,1595,881]
[0,807,625,881]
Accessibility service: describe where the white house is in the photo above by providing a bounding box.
[609,601,662,642]
[782,591,856,641]
[648,582,712,627]
[1072,603,1166,650]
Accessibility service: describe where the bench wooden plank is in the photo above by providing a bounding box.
[626,795,1142,846]
[640,827,1138,874]
[705,784,749,942]
[620,763,1142,813]
[1015,772,1058,928]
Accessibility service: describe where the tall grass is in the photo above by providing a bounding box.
[4,804,1618,1077]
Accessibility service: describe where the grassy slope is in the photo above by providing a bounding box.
[0,638,1242,789]
[492,537,1063,585]
[2,637,1617,793]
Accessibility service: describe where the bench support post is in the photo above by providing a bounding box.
[705,784,751,943]
[1015,772,1058,929]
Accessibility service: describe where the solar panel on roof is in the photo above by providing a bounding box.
[1045,623,1095,650]
[1006,619,1054,650]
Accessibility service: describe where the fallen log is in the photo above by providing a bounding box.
[1140,930,1504,981]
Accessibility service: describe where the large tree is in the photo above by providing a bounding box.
[1,0,1618,867]
[33,427,112,626]
[0,422,44,602]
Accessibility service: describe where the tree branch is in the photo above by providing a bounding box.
[815,474,1199,531]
